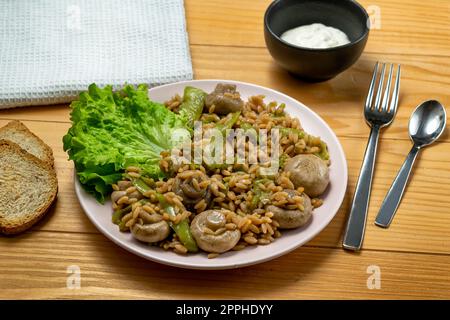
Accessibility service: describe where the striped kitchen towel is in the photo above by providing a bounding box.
[0,0,193,109]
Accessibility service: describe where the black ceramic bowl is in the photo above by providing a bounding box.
[264,0,369,81]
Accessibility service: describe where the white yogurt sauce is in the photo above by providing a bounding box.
[280,23,350,49]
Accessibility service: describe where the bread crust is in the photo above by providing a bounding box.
[0,120,54,166]
[0,140,58,234]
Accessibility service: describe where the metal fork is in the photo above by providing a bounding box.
[342,62,401,251]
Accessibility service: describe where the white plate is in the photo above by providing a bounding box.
[75,80,348,270]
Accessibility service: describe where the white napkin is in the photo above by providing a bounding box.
[0,0,193,109]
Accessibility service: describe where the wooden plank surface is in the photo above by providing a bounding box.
[1,232,449,299]
[1,48,448,142]
[185,0,450,56]
[0,0,449,299]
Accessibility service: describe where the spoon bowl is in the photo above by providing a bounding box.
[409,100,447,147]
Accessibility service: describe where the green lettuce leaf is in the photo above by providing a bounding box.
[63,83,194,203]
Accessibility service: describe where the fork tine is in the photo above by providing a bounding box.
[373,63,386,111]
[389,65,401,114]
[381,64,394,112]
[365,62,379,111]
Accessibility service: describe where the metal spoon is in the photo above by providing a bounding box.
[375,100,447,228]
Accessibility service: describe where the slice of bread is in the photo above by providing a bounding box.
[0,120,54,166]
[0,140,58,234]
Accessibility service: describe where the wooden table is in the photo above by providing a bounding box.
[0,0,449,299]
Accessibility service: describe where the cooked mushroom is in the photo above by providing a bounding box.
[266,190,313,229]
[131,220,170,243]
[205,83,244,115]
[284,154,330,197]
[117,180,132,190]
[173,170,211,207]
[111,190,126,203]
[190,210,241,253]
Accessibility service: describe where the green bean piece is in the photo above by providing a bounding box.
[179,86,207,127]
[118,219,128,232]
[112,199,147,226]
[279,127,305,139]
[249,179,272,211]
[156,194,199,253]
[216,111,241,133]
[132,177,153,195]
[112,205,132,225]
[315,140,330,161]
[130,178,198,252]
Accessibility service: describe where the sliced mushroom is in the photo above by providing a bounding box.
[190,210,241,253]
[131,220,170,243]
[127,190,144,200]
[173,170,211,207]
[284,154,330,197]
[267,190,313,229]
[111,190,126,203]
[117,180,132,190]
[205,83,244,115]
